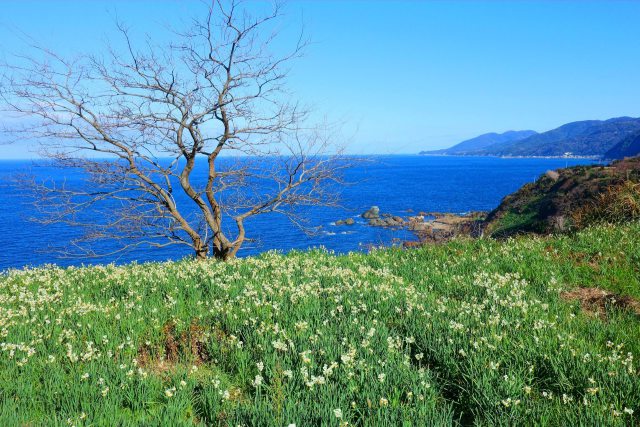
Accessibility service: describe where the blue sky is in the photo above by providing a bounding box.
[1,0,639,157]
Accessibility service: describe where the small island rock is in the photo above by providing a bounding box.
[362,206,380,219]
[335,218,355,226]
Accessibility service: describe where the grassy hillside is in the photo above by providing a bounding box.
[1,224,640,426]
[484,157,640,238]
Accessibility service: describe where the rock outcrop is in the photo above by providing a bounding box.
[335,218,355,226]
[361,206,380,219]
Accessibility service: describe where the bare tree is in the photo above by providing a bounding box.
[0,0,349,260]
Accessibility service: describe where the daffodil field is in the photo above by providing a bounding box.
[1,224,640,426]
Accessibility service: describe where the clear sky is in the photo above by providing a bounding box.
[1,0,639,157]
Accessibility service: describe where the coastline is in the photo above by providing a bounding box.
[418,153,603,160]
[0,156,600,270]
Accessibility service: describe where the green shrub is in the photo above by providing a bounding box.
[573,180,640,228]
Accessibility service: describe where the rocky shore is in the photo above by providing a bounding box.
[334,206,486,247]
[404,211,486,245]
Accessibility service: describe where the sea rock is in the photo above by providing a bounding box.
[408,222,429,232]
[336,218,355,226]
[362,206,380,219]
[369,216,404,227]
[421,212,445,218]
[408,211,487,245]
[385,217,404,227]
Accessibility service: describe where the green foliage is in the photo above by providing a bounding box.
[1,224,640,425]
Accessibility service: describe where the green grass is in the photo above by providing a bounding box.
[1,223,640,426]
[486,209,542,238]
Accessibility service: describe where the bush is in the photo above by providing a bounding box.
[572,180,640,228]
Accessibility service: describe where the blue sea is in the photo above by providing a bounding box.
[0,155,596,270]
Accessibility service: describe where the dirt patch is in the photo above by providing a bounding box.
[137,319,211,374]
[561,287,640,318]
[163,322,179,362]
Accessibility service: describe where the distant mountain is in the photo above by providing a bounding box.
[483,117,640,157]
[422,117,640,159]
[421,130,537,155]
[605,131,640,159]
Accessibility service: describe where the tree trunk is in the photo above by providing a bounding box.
[194,243,209,261]
[212,246,232,261]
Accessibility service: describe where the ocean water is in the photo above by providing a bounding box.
[0,155,595,270]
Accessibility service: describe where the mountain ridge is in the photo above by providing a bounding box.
[422,117,640,159]
[605,131,640,159]
[421,130,537,155]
